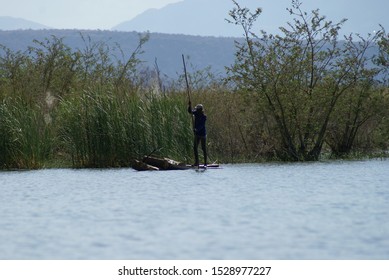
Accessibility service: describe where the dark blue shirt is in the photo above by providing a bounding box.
[188,107,207,137]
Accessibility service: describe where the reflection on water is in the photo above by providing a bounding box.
[1,160,389,259]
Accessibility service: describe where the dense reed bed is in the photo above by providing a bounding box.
[0,89,197,169]
[57,90,193,168]
[0,98,52,169]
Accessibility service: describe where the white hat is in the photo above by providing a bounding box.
[195,104,203,110]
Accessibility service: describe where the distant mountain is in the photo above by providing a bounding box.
[112,0,253,37]
[112,0,388,37]
[0,16,51,30]
[0,29,237,78]
[0,29,381,80]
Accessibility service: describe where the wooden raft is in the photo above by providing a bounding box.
[132,156,219,171]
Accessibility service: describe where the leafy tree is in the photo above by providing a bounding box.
[227,0,384,160]
[326,29,388,156]
[0,45,30,98]
[375,27,389,85]
[27,36,79,98]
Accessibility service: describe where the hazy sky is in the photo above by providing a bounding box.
[0,0,182,29]
[1,0,388,35]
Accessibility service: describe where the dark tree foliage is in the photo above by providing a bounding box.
[227,0,387,160]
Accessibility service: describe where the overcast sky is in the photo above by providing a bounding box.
[0,0,182,29]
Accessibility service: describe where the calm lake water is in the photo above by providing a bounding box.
[1,160,388,260]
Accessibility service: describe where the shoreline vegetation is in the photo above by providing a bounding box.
[1,0,388,170]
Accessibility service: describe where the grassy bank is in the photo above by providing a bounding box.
[1,86,387,170]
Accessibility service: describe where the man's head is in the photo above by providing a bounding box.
[195,104,203,112]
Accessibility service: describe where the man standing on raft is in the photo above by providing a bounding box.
[188,101,207,167]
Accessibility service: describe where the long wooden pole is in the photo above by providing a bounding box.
[182,54,191,103]
[182,54,194,130]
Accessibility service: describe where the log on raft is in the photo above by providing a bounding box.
[132,159,159,171]
[142,156,188,170]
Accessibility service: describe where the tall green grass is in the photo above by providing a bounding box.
[0,98,52,169]
[57,90,193,168]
